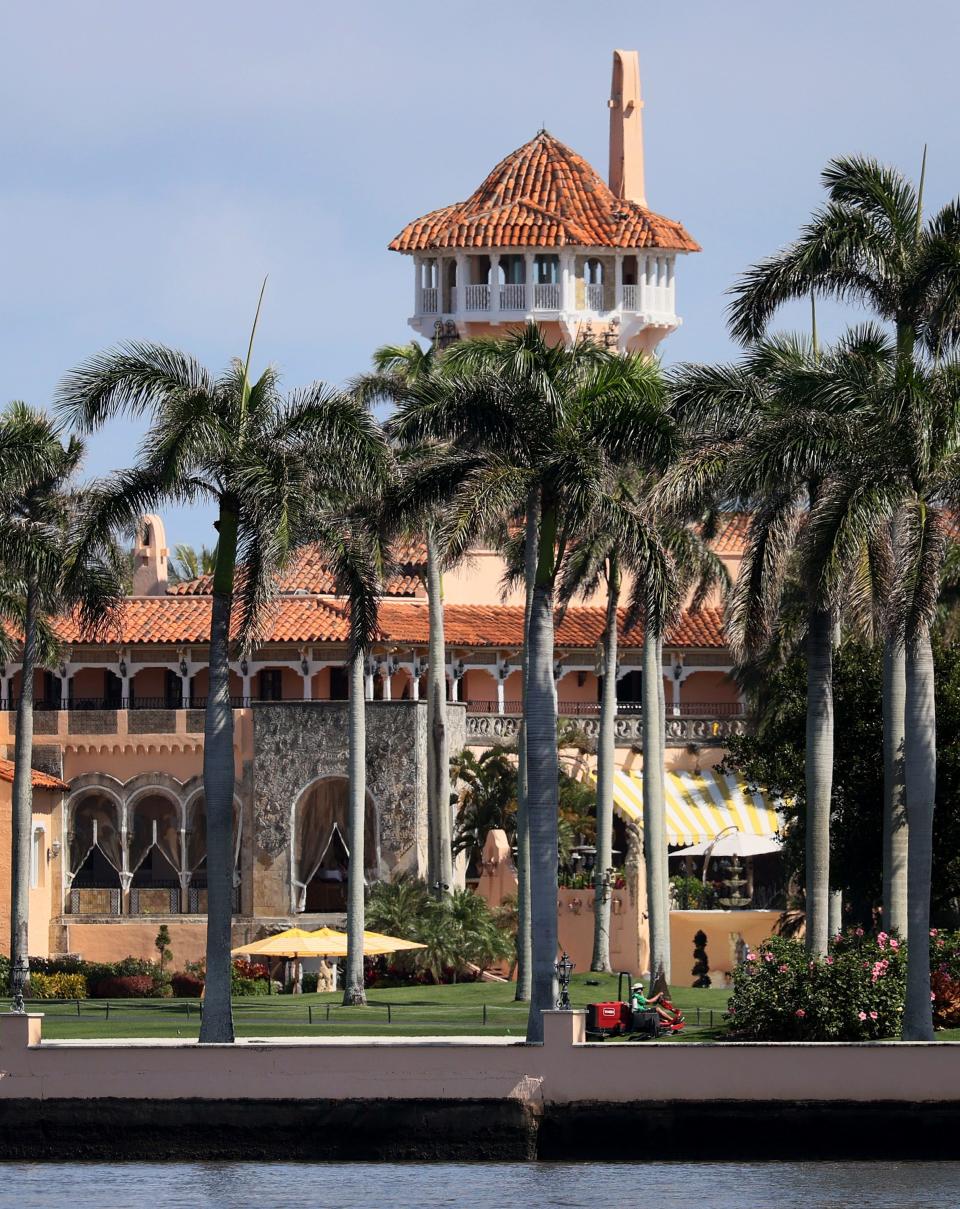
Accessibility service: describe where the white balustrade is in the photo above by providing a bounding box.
[420,286,439,314]
[584,282,604,311]
[622,283,638,311]
[500,283,526,310]
[464,283,490,311]
[533,282,562,310]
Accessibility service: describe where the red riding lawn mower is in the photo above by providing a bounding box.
[586,973,686,1041]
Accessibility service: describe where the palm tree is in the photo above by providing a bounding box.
[57,308,388,1041]
[451,747,518,870]
[0,402,124,988]
[392,324,673,1041]
[168,543,218,584]
[728,154,960,936]
[357,343,457,899]
[669,331,880,955]
[805,349,960,1039]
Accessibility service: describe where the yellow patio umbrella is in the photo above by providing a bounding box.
[232,926,425,959]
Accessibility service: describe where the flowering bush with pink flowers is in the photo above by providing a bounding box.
[726,929,907,1040]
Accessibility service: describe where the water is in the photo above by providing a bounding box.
[0,1162,957,1208]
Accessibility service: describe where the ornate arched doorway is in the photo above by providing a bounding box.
[291,778,378,913]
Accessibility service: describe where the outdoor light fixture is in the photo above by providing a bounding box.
[58,662,67,679]
[301,656,309,676]
[118,658,127,678]
[48,840,61,860]
[240,657,248,677]
[555,951,574,1010]
[387,654,400,677]
[180,657,189,678]
[10,954,29,1013]
[454,659,465,679]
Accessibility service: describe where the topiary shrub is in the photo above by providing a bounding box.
[89,974,157,999]
[27,972,88,1000]
[171,972,204,998]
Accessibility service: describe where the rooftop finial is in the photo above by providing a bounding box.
[608,49,646,207]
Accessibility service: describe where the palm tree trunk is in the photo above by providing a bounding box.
[525,503,559,1044]
[426,528,452,895]
[902,632,935,1041]
[514,487,538,1002]
[804,606,834,957]
[199,504,238,1044]
[591,556,619,973]
[343,647,368,1005]
[642,629,669,986]
[882,637,909,936]
[10,580,38,987]
[655,636,671,982]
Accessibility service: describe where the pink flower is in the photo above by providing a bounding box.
[858,1011,867,1021]
[889,938,899,950]
[763,952,774,962]
[932,991,937,1001]
[796,1009,806,1018]
[855,927,864,937]
[825,956,834,965]
[878,932,888,948]
[778,964,789,973]
[870,1011,878,1021]
[931,928,939,937]
[746,952,758,963]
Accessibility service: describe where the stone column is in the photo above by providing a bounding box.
[490,252,501,321]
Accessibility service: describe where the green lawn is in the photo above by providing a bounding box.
[6,976,954,1042]
[2,975,732,1041]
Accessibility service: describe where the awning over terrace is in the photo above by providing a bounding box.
[611,768,783,845]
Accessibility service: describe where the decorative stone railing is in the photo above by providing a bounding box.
[465,711,752,748]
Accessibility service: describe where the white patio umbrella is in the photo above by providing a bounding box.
[671,831,782,859]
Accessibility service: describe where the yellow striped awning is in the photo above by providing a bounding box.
[610,768,783,846]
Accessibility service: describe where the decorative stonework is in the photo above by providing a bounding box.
[252,702,465,882]
[465,710,751,748]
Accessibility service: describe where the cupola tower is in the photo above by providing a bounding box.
[389,50,699,355]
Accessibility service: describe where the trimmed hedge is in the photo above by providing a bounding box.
[26,972,88,1000]
[87,974,157,999]
[170,973,204,998]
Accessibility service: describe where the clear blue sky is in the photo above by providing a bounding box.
[4,0,959,548]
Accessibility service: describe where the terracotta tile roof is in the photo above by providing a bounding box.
[0,757,68,791]
[377,603,726,650]
[389,131,699,253]
[168,542,425,599]
[54,597,356,646]
[709,513,751,556]
[56,596,725,651]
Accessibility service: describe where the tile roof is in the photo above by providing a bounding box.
[389,130,699,254]
[709,513,751,556]
[378,603,726,650]
[167,542,425,599]
[56,597,726,651]
[0,757,68,791]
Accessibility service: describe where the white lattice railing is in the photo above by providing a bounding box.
[500,283,526,310]
[464,284,490,311]
[584,282,605,311]
[622,283,638,311]
[420,286,439,314]
[533,282,562,309]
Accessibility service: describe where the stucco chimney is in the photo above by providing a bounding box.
[132,514,169,596]
[608,49,646,207]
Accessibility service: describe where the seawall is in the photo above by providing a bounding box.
[3,1012,960,1160]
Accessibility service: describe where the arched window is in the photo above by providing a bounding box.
[68,793,124,894]
[128,794,182,889]
[292,778,378,913]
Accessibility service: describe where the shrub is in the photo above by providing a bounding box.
[171,972,204,998]
[89,974,157,999]
[727,929,907,1040]
[232,976,270,997]
[670,874,717,910]
[27,972,88,1000]
[0,954,9,995]
[301,972,319,994]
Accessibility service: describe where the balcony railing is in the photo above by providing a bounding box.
[583,282,605,311]
[500,283,526,310]
[466,699,747,718]
[464,283,490,311]
[622,283,638,310]
[420,286,439,313]
[533,282,562,309]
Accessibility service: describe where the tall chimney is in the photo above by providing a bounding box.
[608,49,646,207]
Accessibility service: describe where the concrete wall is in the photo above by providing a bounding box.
[0,782,64,957]
[3,1010,960,1107]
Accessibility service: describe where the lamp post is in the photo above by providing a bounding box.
[10,954,29,1013]
[555,951,574,1010]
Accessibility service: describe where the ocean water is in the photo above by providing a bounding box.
[0,1162,957,1208]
